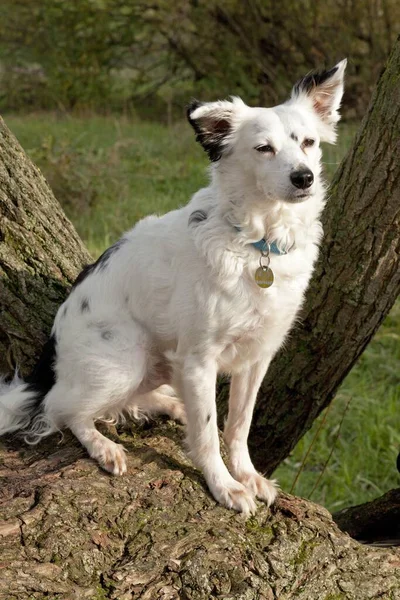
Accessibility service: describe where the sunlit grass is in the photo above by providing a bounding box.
[5,113,399,512]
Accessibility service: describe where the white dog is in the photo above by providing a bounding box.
[0,61,346,514]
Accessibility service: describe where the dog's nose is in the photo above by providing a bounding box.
[290,169,314,189]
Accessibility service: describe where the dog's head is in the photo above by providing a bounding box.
[187,60,346,206]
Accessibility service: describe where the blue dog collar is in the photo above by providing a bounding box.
[234,227,288,255]
[252,238,287,255]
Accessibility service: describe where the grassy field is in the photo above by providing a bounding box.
[5,113,399,513]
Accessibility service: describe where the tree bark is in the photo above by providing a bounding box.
[1,422,399,600]
[0,117,91,377]
[241,38,400,474]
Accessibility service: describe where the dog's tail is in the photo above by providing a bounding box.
[0,373,39,435]
[0,335,57,442]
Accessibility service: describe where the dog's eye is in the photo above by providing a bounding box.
[255,144,274,154]
[303,138,315,148]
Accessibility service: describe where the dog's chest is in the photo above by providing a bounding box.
[216,264,306,372]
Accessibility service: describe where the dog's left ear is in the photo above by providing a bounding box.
[290,59,347,143]
[187,98,244,161]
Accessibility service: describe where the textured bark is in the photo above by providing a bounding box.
[242,38,400,474]
[334,488,400,546]
[0,117,91,377]
[1,422,399,600]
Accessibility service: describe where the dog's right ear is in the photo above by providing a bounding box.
[187,98,243,162]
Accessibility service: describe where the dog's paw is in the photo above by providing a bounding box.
[209,478,257,515]
[138,390,187,424]
[91,437,127,476]
[237,472,279,506]
[164,398,187,425]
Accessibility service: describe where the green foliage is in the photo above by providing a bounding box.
[5,113,399,511]
[0,1,399,118]
[27,132,100,211]
[0,0,140,111]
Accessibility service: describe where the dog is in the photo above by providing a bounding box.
[0,60,346,514]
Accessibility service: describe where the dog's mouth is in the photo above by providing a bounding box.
[285,191,313,204]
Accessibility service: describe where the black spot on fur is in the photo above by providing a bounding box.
[71,263,96,290]
[71,237,127,290]
[206,413,211,423]
[81,298,90,313]
[189,210,208,226]
[187,99,232,162]
[96,238,127,271]
[25,334,57,410]
[101,329,113,341]
[290,133,298,142]
[293,66,339,97]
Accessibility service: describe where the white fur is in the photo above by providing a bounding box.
[0,62,346,514]
[0,373,35,434]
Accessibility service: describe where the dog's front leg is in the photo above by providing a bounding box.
[224,359,279,506]
[177,353,257,515]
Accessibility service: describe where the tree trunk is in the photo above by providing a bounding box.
[0,117,91,378]
[1,422,399,600]
[241,38,400,474]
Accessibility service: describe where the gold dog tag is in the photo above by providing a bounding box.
[255,266,274,288]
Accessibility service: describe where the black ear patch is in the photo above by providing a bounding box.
[187,99,232,162]
[293,65,339,98]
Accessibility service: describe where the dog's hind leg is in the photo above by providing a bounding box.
[35,316,152,475]
[67,386,186,474]
[69,417,127,475]
[38,377,139,476]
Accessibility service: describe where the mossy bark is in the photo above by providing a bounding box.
[242,38,400,474]
[0,116,91,377]
[1,422,399,600]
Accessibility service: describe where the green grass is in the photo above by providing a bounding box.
[4,113,399,512]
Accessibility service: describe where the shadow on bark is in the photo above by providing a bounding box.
[334,488,400,547]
